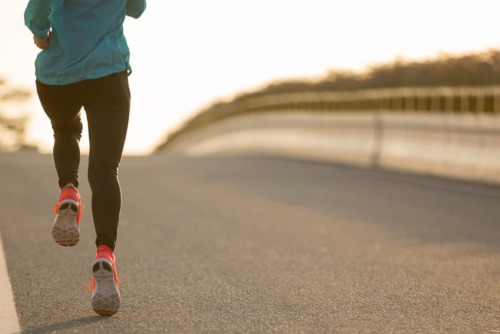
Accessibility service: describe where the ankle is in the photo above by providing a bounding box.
[96,245,115,262]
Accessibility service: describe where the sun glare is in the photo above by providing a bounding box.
[3,0,500,154]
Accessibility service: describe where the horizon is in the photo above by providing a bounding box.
[3,0,500,155]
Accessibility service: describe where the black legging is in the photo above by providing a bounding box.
[36,71,130,251]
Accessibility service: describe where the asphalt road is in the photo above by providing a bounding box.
[0,151,499,333]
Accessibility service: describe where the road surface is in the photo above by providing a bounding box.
[0,151,499,333]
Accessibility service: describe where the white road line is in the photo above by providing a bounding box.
[0,232,21,334]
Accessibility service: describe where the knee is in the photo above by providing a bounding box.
[52,119,83,137]
[88,163,119,189]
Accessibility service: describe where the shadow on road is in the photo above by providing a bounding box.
[21,316,108,334]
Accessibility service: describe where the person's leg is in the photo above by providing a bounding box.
[82,72,129,316]
[35,80,84,246]
[82,72,130,252]
[36,80,83,188]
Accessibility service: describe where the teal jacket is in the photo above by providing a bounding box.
[25,0,146,85]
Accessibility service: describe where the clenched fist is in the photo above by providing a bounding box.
[33,31,52,49]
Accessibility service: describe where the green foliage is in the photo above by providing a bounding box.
[239,49,500,99]
[0,77,32,151]
[157,48,500,151]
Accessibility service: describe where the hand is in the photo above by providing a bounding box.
[33,31,52,49]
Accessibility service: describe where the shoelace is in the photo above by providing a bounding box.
[86,278,95,292]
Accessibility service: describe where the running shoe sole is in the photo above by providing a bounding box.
[52,199,80,247]
[91,258,121,316]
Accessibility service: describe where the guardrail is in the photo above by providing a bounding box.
[159,86,500,184]
[222,86,500,114]
[160,86,500,149]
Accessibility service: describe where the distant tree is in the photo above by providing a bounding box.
[157,48,500,151]
[0,77,32,151]
[234,49,500,98]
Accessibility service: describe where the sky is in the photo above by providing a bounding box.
[2,0,500,155]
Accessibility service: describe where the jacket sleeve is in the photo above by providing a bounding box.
[24,0,54,38]
[126,0,147,19]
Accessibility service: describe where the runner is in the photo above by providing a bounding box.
[24,0,146,316]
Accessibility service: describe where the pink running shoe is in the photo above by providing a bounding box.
[52,184,83,247]
[87,245,121,316]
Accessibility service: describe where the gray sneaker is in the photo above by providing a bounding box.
[52,186,82,247]
[87,246,121,316]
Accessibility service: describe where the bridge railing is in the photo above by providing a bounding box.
[159,86,500,184]
[163,86,500,148]
[213,86,500,114]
